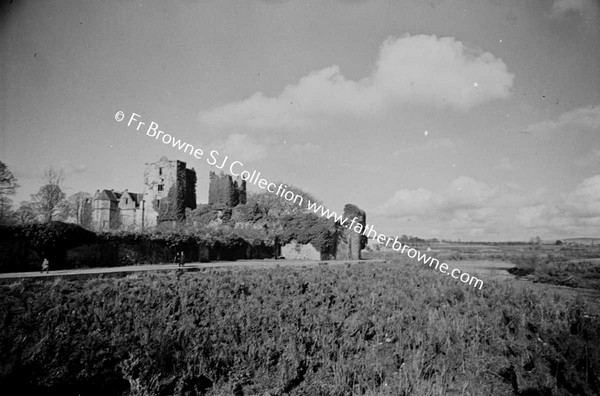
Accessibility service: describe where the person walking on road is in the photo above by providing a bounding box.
[178,251,185,267]
[41,258,49,273]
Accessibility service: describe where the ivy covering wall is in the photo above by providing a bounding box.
[0,222,276,272]
[343,203,368,249]
[185,168,197,210]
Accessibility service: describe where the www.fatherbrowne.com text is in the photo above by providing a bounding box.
[115,110,484,289]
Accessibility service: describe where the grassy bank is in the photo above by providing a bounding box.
[508,246,600,290]
[0,260,599,395]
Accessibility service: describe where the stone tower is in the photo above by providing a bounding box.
[142,156,197,227]
[335,203,366,260]
[208,171,247,207]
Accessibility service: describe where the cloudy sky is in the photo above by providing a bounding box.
[1,0,599,241]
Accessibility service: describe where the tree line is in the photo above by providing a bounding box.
[0,160,325,231]
[0,160,92,227]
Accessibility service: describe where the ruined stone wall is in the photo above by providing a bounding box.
[157,162,192,223]
[143,157,179,225]
[235,177,247,204]
[280,240,321,260]
[335,203,366,260]
[142,157,197,227]
[208,172,231,206]
[208,172,246,207]
[185,168,197,210]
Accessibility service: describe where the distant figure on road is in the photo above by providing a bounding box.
[174,252,180,264]
[178,251,186,267]
[41,258,49,273]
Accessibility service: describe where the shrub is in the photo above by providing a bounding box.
[279,212,337,254]
[1,263,599,395]
[0,222,97,271]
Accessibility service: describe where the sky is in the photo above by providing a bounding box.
[1,0,599,241]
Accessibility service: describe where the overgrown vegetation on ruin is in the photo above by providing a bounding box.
[156,184,186,223]
[1,257,598,396]
[0,222,275,272]
[278,212,337,254]
[186,185,338,255]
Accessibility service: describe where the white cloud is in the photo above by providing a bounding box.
[441,177,497,211]
[374,176,496,219]
[565,175,600,217]
[372,177,563,237]
[517,204,548,225]
[372,35,513,109]
[494,186,547,209]
[374,188,435,217]
[374,173,600,239]
[209,133,268,162]
[200,34,514,130]
[517,174,600,234]
[526,105,600,134]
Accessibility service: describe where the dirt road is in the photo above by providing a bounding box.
[0,259,386,280]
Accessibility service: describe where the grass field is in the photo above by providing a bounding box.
[1,251,599,396]
[428,243,600,291]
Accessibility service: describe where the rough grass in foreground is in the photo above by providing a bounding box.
[0,262,599,395]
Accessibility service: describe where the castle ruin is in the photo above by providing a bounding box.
[91,157,196,231]
[143,156,197,225]
[89,158,369,262]
[208,171,246,207]
[335,204,367,260]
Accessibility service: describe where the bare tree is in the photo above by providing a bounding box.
[0,160,19,197]
[14,201,37,224]
[30,167,68,222]
[0,196,13,225]
[0,161,19,224]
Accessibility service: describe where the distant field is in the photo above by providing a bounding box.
[561,238,600,246]
[426,243,600,291]
[1,254,599,395]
